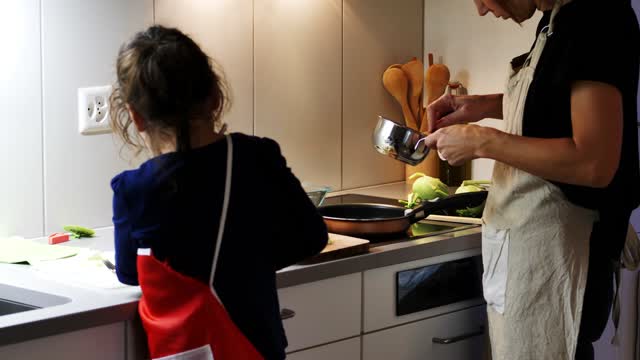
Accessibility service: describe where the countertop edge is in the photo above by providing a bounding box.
[276,228,481,288]
[0,301,138,347]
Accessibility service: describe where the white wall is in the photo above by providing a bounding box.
[0,1,43,238]
[154,0,254,135]
[42,0,153,235]
[1,1,423,238]
[156,0,424,192]
[0,1,152,238]
[424,0,540,180]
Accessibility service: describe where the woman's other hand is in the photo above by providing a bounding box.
[427,93,503,132]
[424,124,494,166]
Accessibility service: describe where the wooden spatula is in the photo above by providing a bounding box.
[421,55,450,133]
[401,57,424,127]
[382,67,418,130]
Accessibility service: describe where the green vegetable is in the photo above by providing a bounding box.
[399,192,421,208]
[399,173,449,209]
[454,184,485,217]
[461,180,492,187]
[411,173,449,201]
[63,225,95,239]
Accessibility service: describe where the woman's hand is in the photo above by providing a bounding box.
[427,94,504,132]
[424,125,494,166]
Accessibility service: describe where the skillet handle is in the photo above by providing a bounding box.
[407,191,488,224]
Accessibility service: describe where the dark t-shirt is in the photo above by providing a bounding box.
[522,0,640,259]
[111,133,328,360]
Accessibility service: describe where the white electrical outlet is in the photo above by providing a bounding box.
[78,85,112,135]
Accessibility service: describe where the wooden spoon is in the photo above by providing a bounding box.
[401,57,424,127]
[421,61,450,133]
[382,67,418,129]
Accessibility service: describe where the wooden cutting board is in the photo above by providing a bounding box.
[426,214,482,225]
[299,233,370,264]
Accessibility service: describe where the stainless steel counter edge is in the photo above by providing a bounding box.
[0,301,139,347]
[276,226,481,288]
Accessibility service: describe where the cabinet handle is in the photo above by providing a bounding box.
[432,327,484,345]
[280,308,296,320]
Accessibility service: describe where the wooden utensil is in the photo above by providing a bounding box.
[401,57,424,127]
[422,57,451,133]
[386,63,403,71]
[382,67,418,129]
[406,53,450,181]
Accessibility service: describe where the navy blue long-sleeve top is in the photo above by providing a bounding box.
[111,133,328,360]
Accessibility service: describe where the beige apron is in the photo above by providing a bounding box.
[482,2,598,359]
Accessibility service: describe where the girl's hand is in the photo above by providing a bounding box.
[424,125,494,166]
[427,94,503,132]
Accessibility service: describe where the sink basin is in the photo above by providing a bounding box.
[0,284,70,316]
[0,299,38,316]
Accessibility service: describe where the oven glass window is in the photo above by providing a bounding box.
[396,256,483,316]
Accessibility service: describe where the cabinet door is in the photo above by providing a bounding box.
[287,338,360,360]
[363,305,487,360]
[279,273,361,353]
[0,323,125,360]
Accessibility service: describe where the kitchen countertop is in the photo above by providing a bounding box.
[0,182,481,347]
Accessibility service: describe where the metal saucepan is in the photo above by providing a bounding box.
[372,116,430,166]
[318,191,488,238]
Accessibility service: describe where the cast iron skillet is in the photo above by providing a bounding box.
[318,191,488,238]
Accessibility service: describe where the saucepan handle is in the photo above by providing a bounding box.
[407,191,488,224]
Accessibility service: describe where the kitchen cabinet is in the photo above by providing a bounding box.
[279,273,361,353]
[287,337,360,360]
[0,322,125,360]
[363,305,487,360]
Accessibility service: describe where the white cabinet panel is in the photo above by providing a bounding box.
[287,337,360,360]
[363,306,487,360]
[41,0,153,234]
[279,273,361,353]
[155,0,254,135]
[0,0,43,238]
[254,0,342,190]
[0,323,125,360]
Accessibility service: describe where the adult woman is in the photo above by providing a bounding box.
[425,0,640,359]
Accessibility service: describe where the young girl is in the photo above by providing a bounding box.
[110,26,328,360]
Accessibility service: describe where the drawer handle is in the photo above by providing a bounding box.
[280,308,296,320]
[432,327,484,345]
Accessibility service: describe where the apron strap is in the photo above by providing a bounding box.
[611,260,622,345]
[547,0,572,35]
[209,135,233,293]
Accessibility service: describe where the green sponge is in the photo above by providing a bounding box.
[63,225,95,239]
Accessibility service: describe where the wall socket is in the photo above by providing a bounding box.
[78,85,112,135]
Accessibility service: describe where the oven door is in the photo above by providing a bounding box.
[364,249,485,332]
[396,254,483,316]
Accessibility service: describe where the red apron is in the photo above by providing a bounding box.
[136,136,263,360]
